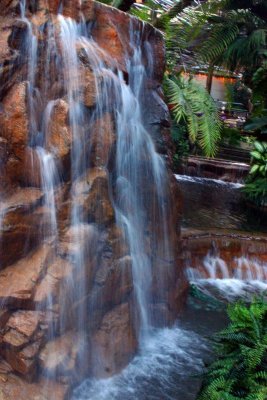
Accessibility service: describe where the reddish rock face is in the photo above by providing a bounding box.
[0,373,68,400]
[0,245,52,306]
[46,99,72,160]
[0,0,185,396]
[90,302,137,378]
[39,331,86,383]
[71,168,115,225]
[89,113,115,167]
[0,82,29,146]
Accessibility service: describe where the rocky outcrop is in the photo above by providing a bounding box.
[90,302,137,378]
[0,0,186,397]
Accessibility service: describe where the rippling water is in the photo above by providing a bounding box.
[72,175,267,400]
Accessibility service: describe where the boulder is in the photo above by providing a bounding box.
[0,205,55,269]
[94,255,133,307]
[33,257,73,309]
[39,331,86,383]
[90,302,137,377]
[46,99,72,161]
[92,3,130,72]
[0,82,28,146]
[0,245,52,307]
[0,310,46,378]
[81,67,97,107]
[0,373,68,400]
[89,113,115,167]
[72,168,114,225]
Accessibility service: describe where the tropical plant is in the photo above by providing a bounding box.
[243,141,267,206]
[249,141,267,177]
[198,296,267,400]
[167,0,267,69]
[245,116,267,134]
[220,127,242,147]
[165,74,222,157]
[170,121,189,168]
[243,178,267,207]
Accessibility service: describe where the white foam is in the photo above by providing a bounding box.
[72,327,207,400]
[175,174,244,189]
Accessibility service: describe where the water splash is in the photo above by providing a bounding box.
[72,326,207,400]
[187,252,267,302]
[175,174,244,189]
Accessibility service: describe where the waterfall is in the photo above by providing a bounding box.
[187,252,267,302]
[114,24,171,337]
[0,0,183,394]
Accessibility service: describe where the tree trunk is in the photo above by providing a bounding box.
[206,65,214,94]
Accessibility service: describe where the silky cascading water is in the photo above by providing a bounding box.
[0,0,185,395]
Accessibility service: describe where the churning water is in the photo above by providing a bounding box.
[72,326,208,400]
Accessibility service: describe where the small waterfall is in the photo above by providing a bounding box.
[187,251,267,301]
[235,256,267,281]
[203,254,230,279]
[20,0,38,137]
[36,147,59,238]
[114,25,171,337]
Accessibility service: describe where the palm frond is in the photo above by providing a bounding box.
[165,75,221,157]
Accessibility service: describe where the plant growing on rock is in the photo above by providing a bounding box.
[198,296,267,400]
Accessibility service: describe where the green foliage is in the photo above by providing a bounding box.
[249,141,267,178]
[243,178,267,206]
[164,0,267,98]
[198,297,267,400]
[245,116,267,135]
[243,141,267,206]
[221,127,242,147]
[226,80,252,110]
[130,0,163,23]
[164,74,222,157]
[170,121,189,168]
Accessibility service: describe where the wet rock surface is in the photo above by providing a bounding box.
[0,0,185,397]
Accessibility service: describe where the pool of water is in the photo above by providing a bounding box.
[72,175,267,400]
[72,325,209,400]
[72,278,267,400]
[175,175,267,233]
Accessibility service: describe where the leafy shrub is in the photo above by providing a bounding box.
[198,296,267,400]
[171,121,190,168]
[249,141,267,177]
[243,141,267,206]
[164,74,222,157]
[243,178,267,207]
[221,127,242,147]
